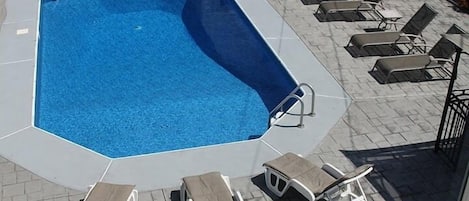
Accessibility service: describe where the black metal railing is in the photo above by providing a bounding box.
[435,89,469,168]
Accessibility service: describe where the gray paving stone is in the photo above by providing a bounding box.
[2,173,16,185]
[41,182,68,198]
[15,171,31,183]
[0,163,14,174]
[26,191,44,201]
[25,180,42,194]
[51,196,68,201]
[150,189,166,201]
[3,183,25,197]
[68,194,85,201]
[2,197,12,201]
[138,191,153,201]
[11,195,26,201]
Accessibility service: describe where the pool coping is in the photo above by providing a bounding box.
[0,0,351,191]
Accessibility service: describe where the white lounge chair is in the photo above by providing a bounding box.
[263,153,373,201]
[83,182,138,201]
[180,172,243,201]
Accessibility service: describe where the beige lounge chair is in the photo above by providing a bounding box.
[316,0,384,21]
[371,24,467,83]
[263,153,373,201]
[347,3,438,54]
[83,182,138,201]
[180,172,243,201]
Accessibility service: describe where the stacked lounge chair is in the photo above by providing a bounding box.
[347,3,438,54]
[371,24,468,83]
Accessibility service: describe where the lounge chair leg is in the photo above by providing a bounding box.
[385,74,391,84]
[420,69,426,81]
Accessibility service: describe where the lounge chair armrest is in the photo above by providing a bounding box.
[233,191,243,201]
[399,33,423,38]
[341,164,374,184]
[385,21,406,26]
[429,56,454,64]
[322,163,345,179]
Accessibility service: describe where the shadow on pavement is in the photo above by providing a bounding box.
[341,141,466,201]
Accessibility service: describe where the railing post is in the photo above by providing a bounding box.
[268,83,314,128]
[297,83,315,116]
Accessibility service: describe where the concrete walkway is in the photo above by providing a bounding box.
[1,0,469,201]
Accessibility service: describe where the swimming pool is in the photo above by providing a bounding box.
[35,0,299,158]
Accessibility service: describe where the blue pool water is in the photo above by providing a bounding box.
[35,0,298,158]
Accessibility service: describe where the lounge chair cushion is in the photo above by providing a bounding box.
[375,55,436,76]
[319,1,374,13]
[349,32,412,49]
[183,172,232,201]
[86,182,136,201]
[263,153,336,195]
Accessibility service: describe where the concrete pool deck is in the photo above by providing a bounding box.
[1,0,469,201]
[0,0,350,192]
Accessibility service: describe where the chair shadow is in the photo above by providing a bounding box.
[170,190,181,201]
[341,141,465,201]
[300,0,322,5]
[369,69,451,84]
[447,0,469,14]
[251,174,309,201]
[363,28,387,32]
[344,45,403,58]
[314,12,370,22]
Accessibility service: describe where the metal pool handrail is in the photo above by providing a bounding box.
[268,83,315,128]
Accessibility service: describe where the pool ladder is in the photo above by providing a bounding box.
[268,83,315,128]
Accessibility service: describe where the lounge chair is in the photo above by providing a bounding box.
[180,172,243,201]
[315,0,384,21]
[263,153,373,201]
[347,3,438,54]
[83,182,138,201]
[371,24,467,83]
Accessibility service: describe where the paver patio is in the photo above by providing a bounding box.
[1,0,469,200]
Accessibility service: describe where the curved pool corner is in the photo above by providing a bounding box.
[0,0,351,191]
